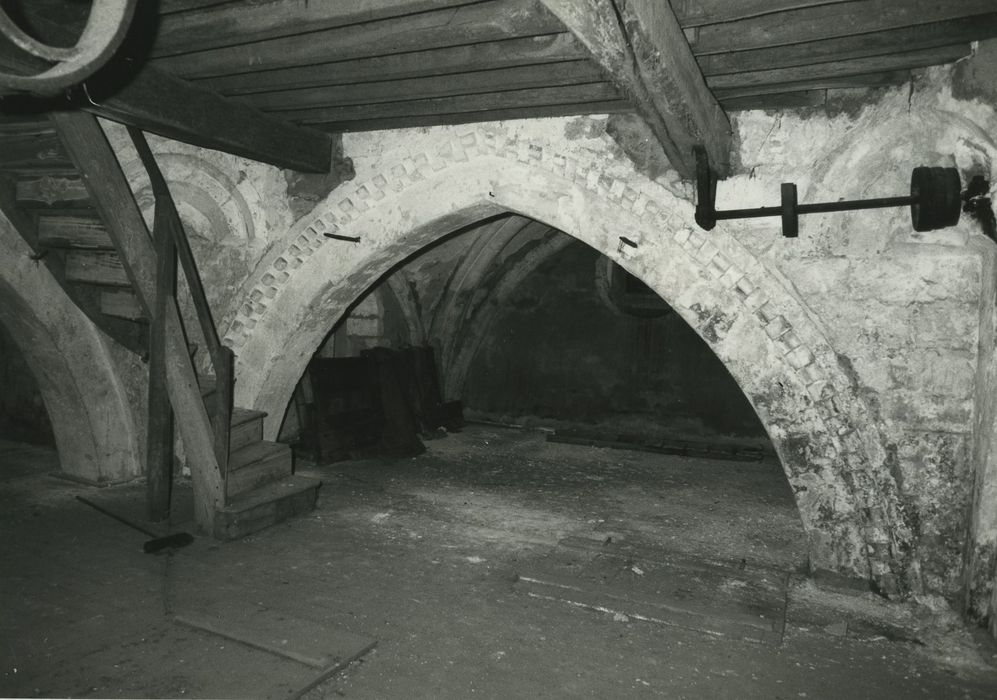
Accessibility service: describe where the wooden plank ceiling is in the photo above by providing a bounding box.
[148,0,997,126]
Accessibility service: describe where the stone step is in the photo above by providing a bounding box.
[225,440,292,500]
[64,249,130,287]
[100,289,146,321]
[229,407,266,453]
[37,212,111,249]
[214,474,321,541]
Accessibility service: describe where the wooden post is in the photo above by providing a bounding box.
[146,202,177,522]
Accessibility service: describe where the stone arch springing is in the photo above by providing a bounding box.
[225,123,916,594]
[0,216,141,483]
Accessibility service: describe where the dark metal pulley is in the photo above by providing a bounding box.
[693,146,963,238]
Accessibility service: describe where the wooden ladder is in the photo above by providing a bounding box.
[0,111,319,538]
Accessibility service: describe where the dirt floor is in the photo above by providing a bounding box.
[3,425,997,699]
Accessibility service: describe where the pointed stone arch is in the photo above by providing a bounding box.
[225,122,916,594]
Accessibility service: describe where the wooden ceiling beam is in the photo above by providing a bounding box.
[688,0,997,55]
[153,0,477,56]
[720,90,828,112]
[699,13,997,76]
[539,0,731,178]
[713,71,910,101]
[200,33,588,96]
[672,0,850,27]
[286,83,623,125]
[707,44,971,92]
[0,45,336,173]
[152,0,565,80]
[308,101,633,133]
[246,61,605,112]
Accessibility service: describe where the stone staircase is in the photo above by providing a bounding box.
[0,112,319,539]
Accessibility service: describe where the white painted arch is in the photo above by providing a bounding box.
[225,121,917,594]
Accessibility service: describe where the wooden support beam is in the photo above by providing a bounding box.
[244,61,604,112]
[671,0,850,27]
[152,0,564,80]
[52,111,225,533]
[285,83,621,125]
[706,45,971,92]
[153,0,477,56]
[540,0,731,178]
[713,71,909,101]
[309,100,632,133]
[687,0,997,55]
[698,13,997,76]
[0,34,335,172]
[202,33,588,96]
[721,90,827,112]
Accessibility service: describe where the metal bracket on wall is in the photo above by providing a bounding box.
[692,145,964,238]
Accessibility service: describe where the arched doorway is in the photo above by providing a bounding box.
[225,123,914,594]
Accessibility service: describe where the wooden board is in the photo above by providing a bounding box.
[244,60,605,111]
[699,13,997,76]
[175,601,376,669]
[100,289,147,321]
[37,213,111,249]
[204,33,589,95]
[515,537,790,645]
[688,0,997,55]
[283,83,621,124]
[64,250,131,287]
[153,0,564,79]
[714,71,911,101]
[706,44,972,91]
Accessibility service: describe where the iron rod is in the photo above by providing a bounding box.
[715,195,918,221]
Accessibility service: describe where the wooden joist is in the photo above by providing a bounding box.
[721,90,828,113]
[0,129,74,175]
[310,100,632,133]
[687,0,997,55]
[699,13,997,76]
[707,45,971,92]
[671,0,849,27]
[714,71,910,102]
[245,60,604,112]
[152,0,565,80]
[16,175,89,208]
[540,0,731,178]
[152,0,477,56]
[0,33,334,173]
[202,34,589,96]
[290,83,622,126]
[100,289,146,321]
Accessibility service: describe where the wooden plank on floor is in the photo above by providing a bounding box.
[707,45,970,91]
[515,541,789,644]
[699,13,997,76]
[244,60,605,111]
[688,0,997,55]
[283,82,622,124]
[175,603,377,670]
[204,33,589,95]
[713,71,910,101]
[153,0,477,56]
[153,0,565,79]
[310,100,632,132]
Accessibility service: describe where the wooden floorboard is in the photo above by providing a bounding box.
[203,33,587,96]
[309,100,632,133]
[707,45,970,92]
[247,60,605,112]
[700,13,997,76]
[152,0,564,80]
[688,0,997,55]
[280,83,621,124]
